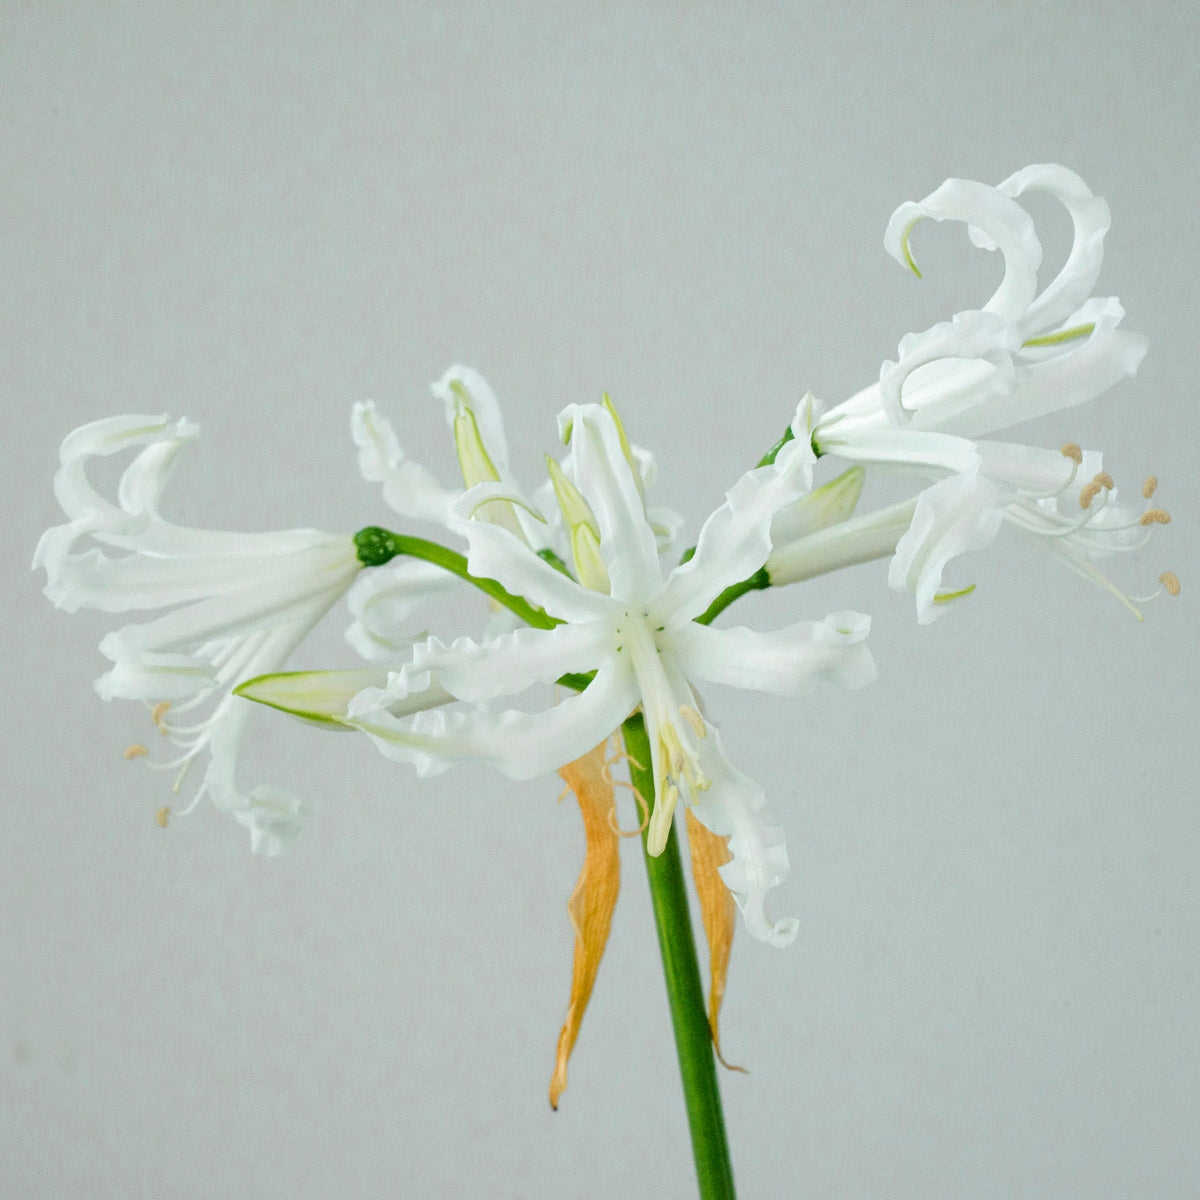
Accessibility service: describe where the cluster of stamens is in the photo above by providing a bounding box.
[121,692,229,828]
[657,710,711,817]
[1002,442,1179,614]
[600,740,651,837]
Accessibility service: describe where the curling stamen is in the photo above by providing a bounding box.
[607,780,651,837]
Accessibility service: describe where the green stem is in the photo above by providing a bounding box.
[623,713,737,1200]
[756,423,795,468]
[354,526,560,630]
[694,567,770,627]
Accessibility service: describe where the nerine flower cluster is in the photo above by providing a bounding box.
[37,166,1175,950]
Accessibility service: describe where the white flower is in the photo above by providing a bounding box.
[344,402,877,945]
[33,414,362,852]
[805,164,1171,620]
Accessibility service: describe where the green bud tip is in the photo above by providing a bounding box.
[354,526,403,568]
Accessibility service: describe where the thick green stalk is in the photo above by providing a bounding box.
[622,713,737,1200]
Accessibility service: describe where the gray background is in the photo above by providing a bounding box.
[3,3,1197,1196]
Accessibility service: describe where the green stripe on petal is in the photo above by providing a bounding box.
[1022,322,1095,348]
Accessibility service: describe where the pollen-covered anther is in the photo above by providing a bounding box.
[1142,475,1159,499]
[1078,480,1102,510]
[1139,508,1171,526]
[155,807,171,828]
[1160,571,1181,597]
[679,705,707,739]
[151,700,171,733]
[1060,442,1083,464]
[124,743,149,760]
[1092,471,1114,491]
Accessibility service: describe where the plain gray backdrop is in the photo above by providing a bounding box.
[3,3,1197,1197]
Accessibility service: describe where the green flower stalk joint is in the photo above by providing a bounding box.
[35,165,1177,1200]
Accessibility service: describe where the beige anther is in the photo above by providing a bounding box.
[155,807,171,828]
[1139,508,1171,525]
[679,705,707,739]
[124,743,149,760]
[1092,471,1114,490]
[1078,480,1102,509]
[1142,475,1159,499]
[1060,443,1083,463]
[151,701,171,731]
[1159,571,1181,596]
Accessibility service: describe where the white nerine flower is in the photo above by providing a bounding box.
[345,402,877,945]
[347,365,682,658]
[33,414,361,852]
[804,164,1170,620]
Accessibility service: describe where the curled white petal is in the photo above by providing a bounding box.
[654,397,818,625]
[664,613,877,695]
[993,164,1111,337]
[345,559,455,661]
[884,177,1042,319]
[889,464,1007,623]
[405,620,612,702]
[348,663,636,781]
[689,728,798,947]
[351,400,456,522]
[880,310,1021,428]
